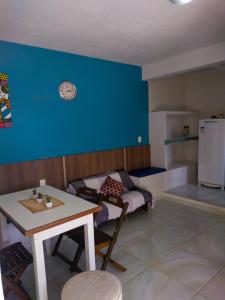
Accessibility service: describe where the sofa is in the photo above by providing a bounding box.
[66,170,152,225]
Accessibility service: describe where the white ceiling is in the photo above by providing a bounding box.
[1,0,225,66]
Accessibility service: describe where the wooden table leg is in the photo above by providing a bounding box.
[84,214,96,271]
[32,235,48,300]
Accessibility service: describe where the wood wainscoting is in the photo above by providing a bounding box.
[0,157,64,195]
[125,145,151,171]
[0,145,150,195]
[65,148,124,183]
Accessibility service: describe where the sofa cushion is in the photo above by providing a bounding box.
[121,190,145,213]
[101,176,125,197]
[84,176,107,193]
[83,171,121,193]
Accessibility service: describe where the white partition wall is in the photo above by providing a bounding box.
[150,111,167,168]
[150,111,199,170]
[147,111,199,195]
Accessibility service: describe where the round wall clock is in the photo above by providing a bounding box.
[59,81,77,101]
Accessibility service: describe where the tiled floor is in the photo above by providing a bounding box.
[164,184,225,208]
[7,198,225,300]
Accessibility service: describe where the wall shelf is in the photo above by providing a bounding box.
[163,111,199,116]
[151,110,199,116]
[165,135,198,145]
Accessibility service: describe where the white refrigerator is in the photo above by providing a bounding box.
[198,119,225,189]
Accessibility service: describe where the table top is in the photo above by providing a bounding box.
[0,185,101,237]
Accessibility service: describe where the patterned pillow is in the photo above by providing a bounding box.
[100,176,125,197]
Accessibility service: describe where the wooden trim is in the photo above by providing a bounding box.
[0,157,64,195]
[123,148,127,171]
[0,206,101,237]
[0,145,151,196]
[125,145,151,171]
[65,148,124,183]
[62,156,67,188]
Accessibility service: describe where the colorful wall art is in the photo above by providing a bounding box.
[0,73,12,128]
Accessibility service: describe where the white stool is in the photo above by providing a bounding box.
[61,270,122,300]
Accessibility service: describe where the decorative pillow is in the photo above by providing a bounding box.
[100,176,125,197]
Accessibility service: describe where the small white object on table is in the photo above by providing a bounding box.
[0,185,101,300]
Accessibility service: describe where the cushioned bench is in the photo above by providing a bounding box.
[128,167,166,177]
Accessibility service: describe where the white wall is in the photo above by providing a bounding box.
[185,69,225,119]
[149,68,225,163]
[143,41,225,80]
[149,74,186,112]
[149,68,225,118]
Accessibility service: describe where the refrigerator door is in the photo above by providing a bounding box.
[198,119,225,186]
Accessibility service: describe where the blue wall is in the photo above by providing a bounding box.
[0,41,148,164]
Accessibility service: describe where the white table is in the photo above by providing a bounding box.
[0,185,101,300]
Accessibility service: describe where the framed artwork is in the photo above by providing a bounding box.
[0,73,12,128]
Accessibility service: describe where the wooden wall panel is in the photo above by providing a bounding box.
[0,146,151,195]
[125,145,151,171]
[0,157,64,195]
[65,149,124,183]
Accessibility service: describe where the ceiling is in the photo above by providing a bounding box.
[1,0,225,66]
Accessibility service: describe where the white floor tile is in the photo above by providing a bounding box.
[154,248,221,293]
[191,293,210,300]
[203,220,225,240]
[121,231,177,265]
[200,266,225,300]
[101,247,149,284]
[181,232,225,265]
[149,220,199,245]
[123,267,194,300]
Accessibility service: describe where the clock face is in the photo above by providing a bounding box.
[59,81,77,101]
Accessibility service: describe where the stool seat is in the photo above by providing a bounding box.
[61,270,122,300]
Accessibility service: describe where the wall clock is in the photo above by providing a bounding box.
[59,81,77,101]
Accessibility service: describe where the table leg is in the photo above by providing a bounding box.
[0,267,4,300]
[32,235,48,300]
[30,214,96,299]
[84,214,96,270]
[0,213,8,249]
